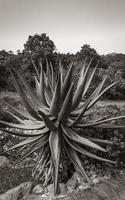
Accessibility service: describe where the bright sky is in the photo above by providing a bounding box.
[0,0,125,54]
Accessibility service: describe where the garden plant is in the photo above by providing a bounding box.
[0,58,125,195]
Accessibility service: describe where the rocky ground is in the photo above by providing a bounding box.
[1,155,125,200]
[0,171,125,200]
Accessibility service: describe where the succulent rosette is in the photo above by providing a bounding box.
[0,58,125,194]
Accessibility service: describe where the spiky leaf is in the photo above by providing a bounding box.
[62,125,106,152]
[49,129,61,194]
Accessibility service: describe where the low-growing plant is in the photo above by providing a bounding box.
[0,58,125,195]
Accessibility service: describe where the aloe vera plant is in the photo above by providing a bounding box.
[0,58,125,195]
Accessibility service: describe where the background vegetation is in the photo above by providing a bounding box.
[0,33,125,100]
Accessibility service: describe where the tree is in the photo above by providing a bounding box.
[0,50,15,90]
[76,44,107,68]
[22,33,57,77]
[24,33,56,59]
[76,44,99,62]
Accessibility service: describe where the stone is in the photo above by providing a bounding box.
[47,183,54,195]
[59,183,68,195]
[119,190,125,200]
[22,194,42,200]
[1,174,125,200]
[47,183,68,200]
[32,184,44,194]
[92,186,109,199]
[66,172,79,191]
[0,156,10,167]
[0,182,31,200]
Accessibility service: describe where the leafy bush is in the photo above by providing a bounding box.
[0,58,125,195]
[97,66,125,100]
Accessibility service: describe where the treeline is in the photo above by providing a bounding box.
[0,33,125,100]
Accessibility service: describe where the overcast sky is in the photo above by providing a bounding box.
[0,0,125,54]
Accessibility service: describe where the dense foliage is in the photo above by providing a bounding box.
[0,34,125,99]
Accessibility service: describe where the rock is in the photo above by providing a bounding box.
[66,172,79,191]
[47,183,54,195]
[22,194,42,200]
[59,183,68,195]
[32,184,44,194]
[66,172,88,192]
[69,175,125,200]
[0,156,10,167]
[0,182,31,200]
[47,183,68,200]
[1,174,125,200]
